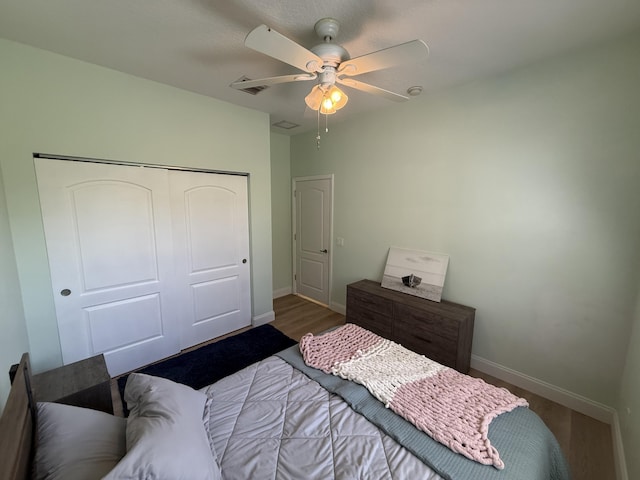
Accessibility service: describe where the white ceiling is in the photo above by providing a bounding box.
[2,0,640,134]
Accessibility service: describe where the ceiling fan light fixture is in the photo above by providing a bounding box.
[306,84,348,114]
[327,85,348,110]
[319,102,337,115]
[305,85,324,110]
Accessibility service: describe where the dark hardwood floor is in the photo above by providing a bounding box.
[271,294,617,480]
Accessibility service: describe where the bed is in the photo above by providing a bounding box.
[0,326,570,480]
[0,353,35,480]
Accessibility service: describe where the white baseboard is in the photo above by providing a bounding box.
[471,355,615,424]
[330,301,346,315]
[273,287,292,299]
[611,411,629,480]
[252,310,275,326]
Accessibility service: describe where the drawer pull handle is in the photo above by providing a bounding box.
[414,336,432,344]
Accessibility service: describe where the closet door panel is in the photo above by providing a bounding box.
[72,183,159,290]
[186,186,237,271]
[170,170,251,349]
[85,294,163,353]
[192,278,239,320]
[35,159,181,376]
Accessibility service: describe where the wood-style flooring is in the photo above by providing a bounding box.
[271,294,617,480]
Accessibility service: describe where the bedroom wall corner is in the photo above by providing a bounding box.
[0,163,29,414]
[270,132,293,297]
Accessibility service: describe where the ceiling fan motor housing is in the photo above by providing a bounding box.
[314,18,340,41]
[311,43,350,68]
[310,17,350,69]
[317,67,338,88]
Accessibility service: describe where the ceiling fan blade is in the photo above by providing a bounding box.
[230,73,316,90]
[337,77,409,102]
[337,40,429,76]
[245,24,324,73]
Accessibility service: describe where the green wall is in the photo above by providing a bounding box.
[0,164,29,412]
[0,39,273,389]
[270,133,292,295]
[290,31,640,408]
[289,31,640,474]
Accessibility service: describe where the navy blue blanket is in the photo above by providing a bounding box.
[118,324,296,413]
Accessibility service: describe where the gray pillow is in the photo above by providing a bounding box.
[34,402,126,480]
[103,373,221,480]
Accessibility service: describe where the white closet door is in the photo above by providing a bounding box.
[169,170,251,349]
[35,159,181,376]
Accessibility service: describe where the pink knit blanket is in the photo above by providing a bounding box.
[299,324,528,469]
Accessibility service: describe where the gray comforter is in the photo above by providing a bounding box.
[202,348,570,480]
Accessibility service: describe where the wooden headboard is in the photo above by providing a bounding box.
[0,353,35,480]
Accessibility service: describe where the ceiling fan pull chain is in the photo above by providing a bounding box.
[316,108,321,149]
[325,112,329,133]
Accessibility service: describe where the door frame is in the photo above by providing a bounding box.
[34,152,250,176]
[291,174,334,307]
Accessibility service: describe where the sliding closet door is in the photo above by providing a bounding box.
[36,159,253,375]
[170,171,251,349]
[35,159,181,376]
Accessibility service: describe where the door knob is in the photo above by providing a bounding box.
[60,288,71,296]
[320,249,328,253]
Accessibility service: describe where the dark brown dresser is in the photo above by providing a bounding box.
[346,279,475,373]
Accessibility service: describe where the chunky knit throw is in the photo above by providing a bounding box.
[299,324,529,470]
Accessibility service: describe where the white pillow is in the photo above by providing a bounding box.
[103,373,221,480]
[34,402,126,480]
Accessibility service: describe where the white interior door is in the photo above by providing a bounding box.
[294,176,332,305]
[35,159,181,376]
[170,170,251,349]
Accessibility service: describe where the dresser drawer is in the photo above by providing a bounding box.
[347,285,393,317]
[394,303,458,342]
[395,331,458,369]
[346,279,474,374]
[349,308,393,338]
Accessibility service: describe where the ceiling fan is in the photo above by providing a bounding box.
[231,18,429,115]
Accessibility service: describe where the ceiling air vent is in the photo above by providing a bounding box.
[232,76,269,95]
[272,120,300,130]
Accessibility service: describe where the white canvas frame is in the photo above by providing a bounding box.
[381,247,449,302]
